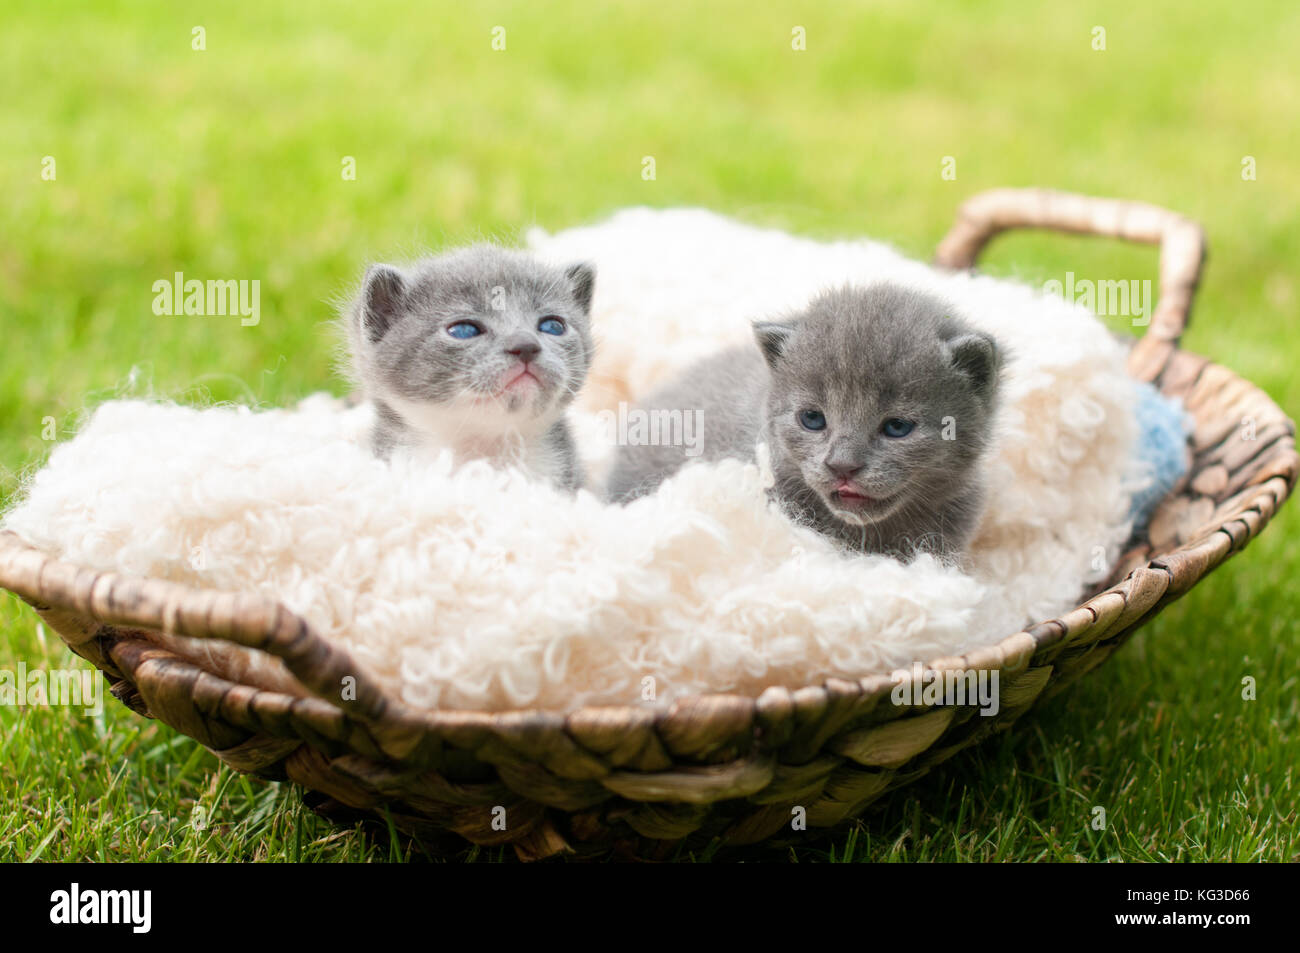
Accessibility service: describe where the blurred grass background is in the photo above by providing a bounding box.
[0,0,1296,861]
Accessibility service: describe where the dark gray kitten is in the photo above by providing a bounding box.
[345,246,595,491]
[605,284,1003,563]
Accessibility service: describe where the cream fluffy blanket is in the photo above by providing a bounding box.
[3,209,1143,712]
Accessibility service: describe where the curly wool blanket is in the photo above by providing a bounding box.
[3,209,1149,712]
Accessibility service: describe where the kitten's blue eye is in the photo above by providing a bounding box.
[799,410,827,432]
[538,316,565,336]
[882,418,915,438]
[446,322,482,339]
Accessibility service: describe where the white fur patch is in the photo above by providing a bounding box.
[3,209,1144,712]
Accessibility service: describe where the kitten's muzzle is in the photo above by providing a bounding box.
[497,334,551,399]
[823,456,889,511]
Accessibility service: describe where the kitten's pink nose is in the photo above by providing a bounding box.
[504,335,541,363]
[826,460,864,480]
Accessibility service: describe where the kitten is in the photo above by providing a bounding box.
[605,283,1003,563]
[345,246,596,491]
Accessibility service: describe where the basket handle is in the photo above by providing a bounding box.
[934,188,1207,382]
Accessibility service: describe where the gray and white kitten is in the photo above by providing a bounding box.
[605,284,1003,563]
[345,246,595,491]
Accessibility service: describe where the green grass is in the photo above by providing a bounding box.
[1,0,1297,862]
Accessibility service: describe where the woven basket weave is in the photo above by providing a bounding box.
[1,189,1294,860]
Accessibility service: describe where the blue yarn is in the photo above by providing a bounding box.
[1128,381,1193,531]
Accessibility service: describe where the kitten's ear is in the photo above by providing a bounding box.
[753,322,796,369]
[565,262,596,313]
[947,331,1000,401]
[359,264,406,343]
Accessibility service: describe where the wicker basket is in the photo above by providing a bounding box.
[1,189,1294,860]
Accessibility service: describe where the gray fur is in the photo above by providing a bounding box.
[344,246,595,491]
[605,283,1003,563]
